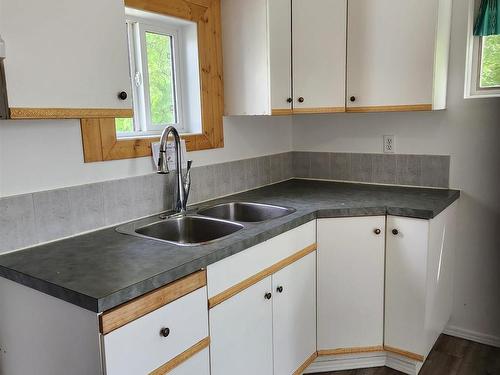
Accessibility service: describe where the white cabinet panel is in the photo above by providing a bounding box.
[317,216,385,350]
[103,287,208,375]
[207,220,316,298]
[269,0,293,112]
[222,0,271,115]
[168,348,210,375]
[209,277,274,375]
[272,252,316,375]
[346,0,450,109]
[292,0,346,111]
[385,216,429,356]
[1,0,132,109]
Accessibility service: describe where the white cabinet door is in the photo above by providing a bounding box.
[292,0,346,112]
[209,277,274,375]
[317,216,385,350]
[168,348,210,375]
[346,0,439,109]
[269,0,293,114]
[385,215,429,357]
[1,0,132,110]
[272,252,316,375]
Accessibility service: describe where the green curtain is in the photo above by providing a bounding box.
[474,0,500,36]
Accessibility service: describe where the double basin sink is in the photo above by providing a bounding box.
[117,202,295,246]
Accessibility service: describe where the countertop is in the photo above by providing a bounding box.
[0,179,460,313]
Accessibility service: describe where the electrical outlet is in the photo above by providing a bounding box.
[383,135,395,153]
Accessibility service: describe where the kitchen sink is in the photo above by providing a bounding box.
[198,202,295,223]
[117,215,244,246]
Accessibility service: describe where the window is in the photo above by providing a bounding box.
[117,9,202,137]
[465,1,500,98]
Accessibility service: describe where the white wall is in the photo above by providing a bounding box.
[0,116,293,197]
[292,0,500,341]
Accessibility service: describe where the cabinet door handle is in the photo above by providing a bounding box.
[160,327,170,337]
[298,97,305,103]
[264,292,272,300]
[350,96,356,102]
[374,229,381,235]
[276,286,284,293]
[392,229,399,235]
[287,97,293,103]
[118,91,128,100]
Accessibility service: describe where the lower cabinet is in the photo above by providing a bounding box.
[317,216,385,352]
[209,251,316,375]
[385,206,456,360]
[209,277,274,375]
[273,252,316,375]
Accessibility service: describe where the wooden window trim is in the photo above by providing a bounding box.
[80,0,224,162]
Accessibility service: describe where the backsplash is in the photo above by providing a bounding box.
[0,151,449,253]
[293,152,450,189]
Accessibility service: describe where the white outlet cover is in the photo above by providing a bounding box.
[383,135,395,153]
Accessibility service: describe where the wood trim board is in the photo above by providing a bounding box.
[271,108,293,116]
[293,351,318,375]
[149,337,210,375]
[293,106,346,114]
[9,107,133,119]
[100,270,206,335]
[383,345,424,362]
[208,243,317,309]
[346,104,432,113]
[318,345,385,356]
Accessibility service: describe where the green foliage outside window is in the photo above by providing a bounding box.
[480,35,500,88]
[146,32,176,125]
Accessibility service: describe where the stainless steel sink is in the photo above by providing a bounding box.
[117,215,244,246]
[198,202,295,223]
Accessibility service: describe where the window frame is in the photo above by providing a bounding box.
[119,15,186,137]
[80,0,224,163]
[465,0,500,98]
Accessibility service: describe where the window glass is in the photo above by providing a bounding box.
[480,35,500,88]
[146,32,177,125]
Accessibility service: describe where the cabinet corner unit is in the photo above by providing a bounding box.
[222,0,452,116]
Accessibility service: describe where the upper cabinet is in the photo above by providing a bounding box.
[346,0,452,112]
[223,0,452,116]
[292,0,346,114]
[1,0,132,118]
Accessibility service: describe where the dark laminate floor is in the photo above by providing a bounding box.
[309,335,500,375]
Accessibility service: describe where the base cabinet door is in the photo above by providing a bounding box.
[209,277,274,375]
[317,216,385,351]
[272,252,316,375]
[385,215,429,358]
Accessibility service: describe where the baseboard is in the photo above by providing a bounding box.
[444,325,500,348]
[303,352,385,373]
[303,351,421,375]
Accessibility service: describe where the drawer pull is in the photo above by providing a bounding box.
[160,327,170,338]
[264,292,272,300]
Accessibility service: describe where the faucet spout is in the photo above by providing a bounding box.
[157,126,193,214]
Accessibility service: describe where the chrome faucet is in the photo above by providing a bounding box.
[157,126,193,214]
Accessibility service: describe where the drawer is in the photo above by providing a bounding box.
[103,287,208,375]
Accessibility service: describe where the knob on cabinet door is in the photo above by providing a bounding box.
[392,229,399,235]
[159,327,170,337]
[298,97,304,103]
[118,91,128,100]
[374,229,381,235]
[264,292,272,300]
[350,96,356,102]
[287,97,293,103]
[276,286,284,293]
